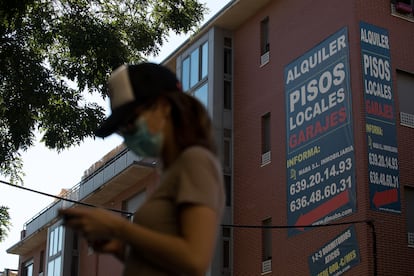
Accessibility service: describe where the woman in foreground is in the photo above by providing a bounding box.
[60,62,225,276]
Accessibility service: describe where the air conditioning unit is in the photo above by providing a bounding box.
[395,2,413,14]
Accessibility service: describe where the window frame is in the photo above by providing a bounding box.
[46,223,64,276]
[391,0,414,21]
[22,260,34,276]
[261,112,272,166]
[260,16,270,55]
[262,218,272,261]
[222,227,231,273]
[405,187,414,247]
[181,41,209,91]
[397,70,414,128]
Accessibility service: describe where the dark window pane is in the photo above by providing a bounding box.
[262,113,271,153]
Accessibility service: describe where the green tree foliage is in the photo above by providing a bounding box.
[0,0,206,183]
[0,206,11,242]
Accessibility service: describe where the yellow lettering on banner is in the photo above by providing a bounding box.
[317,268,329,276]
[366,123,383,136]
[287,146,320,168]
[340,250,357,267]
[328,262,340,273]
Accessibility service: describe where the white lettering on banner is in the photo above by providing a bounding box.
[289,63,346,113]
[362,54,391,81]
[286,35,347,85]
[288,63,346,131]
[364,80,392,100]
[360,28,389,49]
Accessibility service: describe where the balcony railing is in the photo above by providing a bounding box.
[261,151,271,166]
[262,259,272,274]
[260,51,270,67]
[408,232,414,247]
[23,148,144,237]
[400,112,414,128]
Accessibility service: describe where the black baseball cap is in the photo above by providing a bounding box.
[94,63,180,138]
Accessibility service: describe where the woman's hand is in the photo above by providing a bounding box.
[59,207,127,242]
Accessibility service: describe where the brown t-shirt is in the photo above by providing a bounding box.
[123,146,225,276]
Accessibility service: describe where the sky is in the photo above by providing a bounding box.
[0,0,231,270]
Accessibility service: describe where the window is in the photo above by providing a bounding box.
[262,218,272,261]
[222,227,231,275]
[22,260,33,276]
[47,224,64,276]
[224,175,232,207]
[391,0,414,21]
[181,41,209,92]
[223,128,232,171]
[260,17,270,66]
[260,17,270,55]
[182,57,190,91]
[224,38,233,76]
[39,250,44,274]
[201,42,208,79]
[262,218,272,274]
[261,113,271,165]
[224,36,232,48]
[224,80,232,110]
[397,70,414,127]
[194,82,208,107]
[45,220,77,276]
[224,37,233,110]
[262,113,271,153]
[181,41,209,108]
[406,187,414,247]
[71,234,79,276]
[190,48,200,88]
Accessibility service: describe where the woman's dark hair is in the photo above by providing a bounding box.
[162,91,217,155]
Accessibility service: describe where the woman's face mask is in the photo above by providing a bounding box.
[122,117,163,157]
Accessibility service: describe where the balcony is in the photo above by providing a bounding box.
[7,149,156,255]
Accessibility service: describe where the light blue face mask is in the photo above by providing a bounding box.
[122,117,163,157]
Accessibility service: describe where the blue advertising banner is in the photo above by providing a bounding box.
[284,27,356,236]
[360,21,401,213]
[308,226,361,276]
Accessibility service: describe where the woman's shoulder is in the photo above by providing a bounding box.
[182,145,214,156]
[179,146,218,166]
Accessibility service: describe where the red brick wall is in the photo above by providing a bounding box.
[232,0,414,275]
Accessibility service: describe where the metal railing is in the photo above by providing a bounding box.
[23,148,142,237]
[400,112,414,128]
[408,232,414,247]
